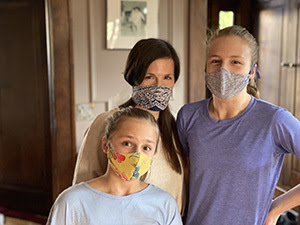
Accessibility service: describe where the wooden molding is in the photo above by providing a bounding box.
[46,0,76,202]
[256,0,286,9]
[188,0,207,103]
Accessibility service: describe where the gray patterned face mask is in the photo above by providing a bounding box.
[132,85,172,111]
[205,67,249,99]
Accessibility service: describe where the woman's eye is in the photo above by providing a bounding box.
[144,75,153,80]
[164,75,173,80]
[232,61,241,65]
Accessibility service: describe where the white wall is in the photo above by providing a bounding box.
[71,0,189,152]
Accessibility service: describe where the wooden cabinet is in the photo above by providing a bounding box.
[258,0,300,218]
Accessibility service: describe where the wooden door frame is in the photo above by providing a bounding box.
[46,0,76,203]
[188,0,207,103]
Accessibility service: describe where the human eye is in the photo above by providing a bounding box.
[164,75,174,80]
[232,60,241,65]
[143,146,152,151]
[209,59,220,64]
[122,141,132,147]
[144,74,153,80]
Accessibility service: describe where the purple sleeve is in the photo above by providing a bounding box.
[272,108,300,158]
[176,107,190,157]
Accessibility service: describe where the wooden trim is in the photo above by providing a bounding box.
[46,0,76,202]
[188,0,207,103]
[256,0,286,9]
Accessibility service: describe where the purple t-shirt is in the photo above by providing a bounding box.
[176,97,300,225]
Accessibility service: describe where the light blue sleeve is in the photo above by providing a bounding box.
[143,185,183,225]
[46,186,82,225]
[169,204,183,225]
[46,197,69,225]
[165,194,183,225]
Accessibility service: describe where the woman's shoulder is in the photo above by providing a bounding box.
[92,108,120,124]
[82,108,120,137]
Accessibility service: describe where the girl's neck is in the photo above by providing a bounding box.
[87,168,148,196]
[209,91,252,121]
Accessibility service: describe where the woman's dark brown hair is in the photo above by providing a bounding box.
[119,38,186,174]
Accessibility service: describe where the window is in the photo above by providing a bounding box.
[219,11,234,29]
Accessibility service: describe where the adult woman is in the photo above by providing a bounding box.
[47,108,182,225]
[176,25,300,225]
[73,38,186,214]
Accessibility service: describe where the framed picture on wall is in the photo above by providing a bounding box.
[106,0,159,49]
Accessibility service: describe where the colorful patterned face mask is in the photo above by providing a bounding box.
[132,85,172,111]
[107,147,152,182]
[205,67,249,99]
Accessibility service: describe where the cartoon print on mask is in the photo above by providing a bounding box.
[107,147,152,181]
[113,152,126,163]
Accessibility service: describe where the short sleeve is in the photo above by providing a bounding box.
[160,191,183,225]
[46,196,69,225]
[272,108,300,158]
[176,107,190,157]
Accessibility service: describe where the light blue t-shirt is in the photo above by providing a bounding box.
[176,97,300,225]
[47,182,182,225]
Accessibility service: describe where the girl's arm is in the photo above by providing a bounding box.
[264,183,300,225]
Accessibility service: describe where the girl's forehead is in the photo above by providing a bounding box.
[112,118,158,137]
[208,36,251,59]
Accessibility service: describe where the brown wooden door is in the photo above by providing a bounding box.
[278,0,300,191]
[258,0,300,220]
[0,0,52,215]
[296,4,300,125]
[258,6,284,105]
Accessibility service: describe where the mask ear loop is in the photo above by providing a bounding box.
[107,143,118,155]
[249,64,261,82]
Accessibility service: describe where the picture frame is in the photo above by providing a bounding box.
[106,0,159,50]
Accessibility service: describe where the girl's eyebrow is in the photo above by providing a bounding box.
[229,55,246,59]
[145,139,156,145]
[209,55,220,58]
[119,135,156,145]
[207,55,220,59]
[208,55,245,59]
